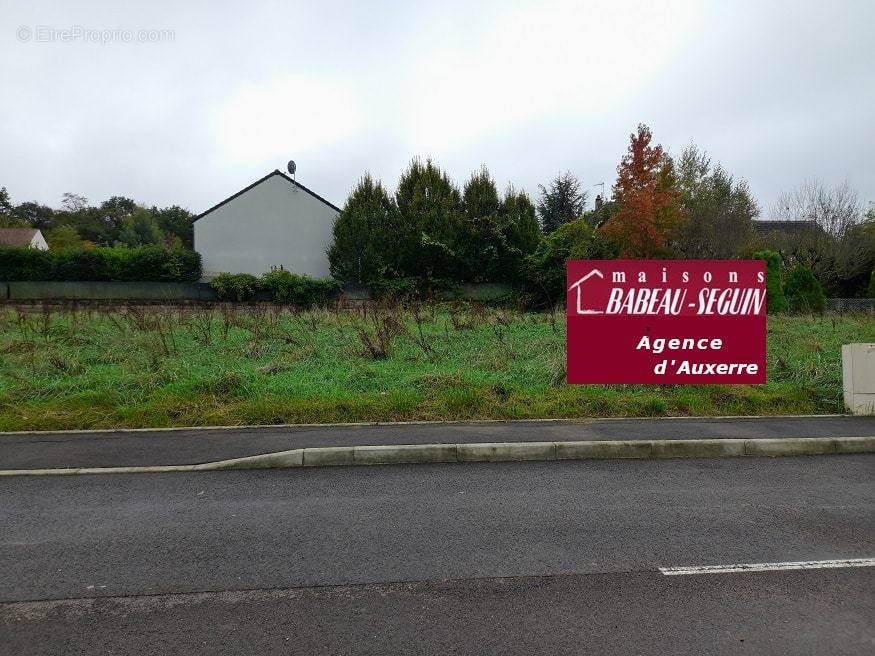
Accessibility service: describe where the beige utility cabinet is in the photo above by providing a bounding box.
[842,343,875,415]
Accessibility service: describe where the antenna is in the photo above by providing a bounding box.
[287,160,297,181]
[593,182,605,211]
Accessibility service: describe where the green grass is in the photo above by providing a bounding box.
[0,305,871,431]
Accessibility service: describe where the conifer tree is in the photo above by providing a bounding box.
[537,172,586,234]
[394,158,465,281]
[328,174,398,284]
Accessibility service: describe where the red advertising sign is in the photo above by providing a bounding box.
[566,260,766,384]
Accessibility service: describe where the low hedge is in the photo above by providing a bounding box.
[209,273,261,302]
[0,246,201,282]
[210,269,341,307]
[261,270,341,307]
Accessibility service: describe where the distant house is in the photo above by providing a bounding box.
[193,170,340,278]
[752,220,823,237]
[0,228,49,250]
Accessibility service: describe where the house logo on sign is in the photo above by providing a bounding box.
[568,268,604,315]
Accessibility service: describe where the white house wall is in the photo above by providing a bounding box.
[30,231,49,251]
[194,175,337,278]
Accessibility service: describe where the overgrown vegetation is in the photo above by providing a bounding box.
[0,306,869,431]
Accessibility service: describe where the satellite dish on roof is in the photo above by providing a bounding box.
[287,160,297,177]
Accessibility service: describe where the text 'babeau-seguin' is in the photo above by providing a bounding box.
[602,268,766,316]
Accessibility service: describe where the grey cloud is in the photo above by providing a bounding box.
[0,0,872,215]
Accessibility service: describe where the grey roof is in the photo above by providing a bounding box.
[194,170,341,222]
[0,228,39,247]
[752,220,821,233]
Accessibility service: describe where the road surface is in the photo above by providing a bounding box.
[1,453,873,654]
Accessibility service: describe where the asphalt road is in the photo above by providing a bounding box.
[4,569,873,656]
[1,454,874,654]
[2,414,873,469]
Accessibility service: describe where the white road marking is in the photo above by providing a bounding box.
[659,557,875,576]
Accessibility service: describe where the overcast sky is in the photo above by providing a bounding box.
[1,0,873,217]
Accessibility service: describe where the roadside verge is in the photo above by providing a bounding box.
[1,436,873,477]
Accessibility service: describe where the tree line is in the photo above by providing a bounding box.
[2,123,873,304]
[329,124,875,303]
[328,161,541,293]
[0,190,194,250]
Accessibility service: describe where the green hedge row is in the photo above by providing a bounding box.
[210,270,341,307]
[0,246,201,282]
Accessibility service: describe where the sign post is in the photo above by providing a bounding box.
[566,260,766,385]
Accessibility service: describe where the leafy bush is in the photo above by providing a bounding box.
[44,225,83,250]
[752,250,788,313]
[0,245,201,282]
[152,248,201,282]
[210,273,261,301]
[259,269,340,307]
[524,219,613,307]
[784,264,826,314]
[869,269,875,299]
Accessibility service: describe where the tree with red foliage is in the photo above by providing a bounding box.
[601,124,684,258]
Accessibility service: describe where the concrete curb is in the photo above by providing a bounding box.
[1,436,872,477]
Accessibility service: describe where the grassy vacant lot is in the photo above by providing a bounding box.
[0,305,871,431]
